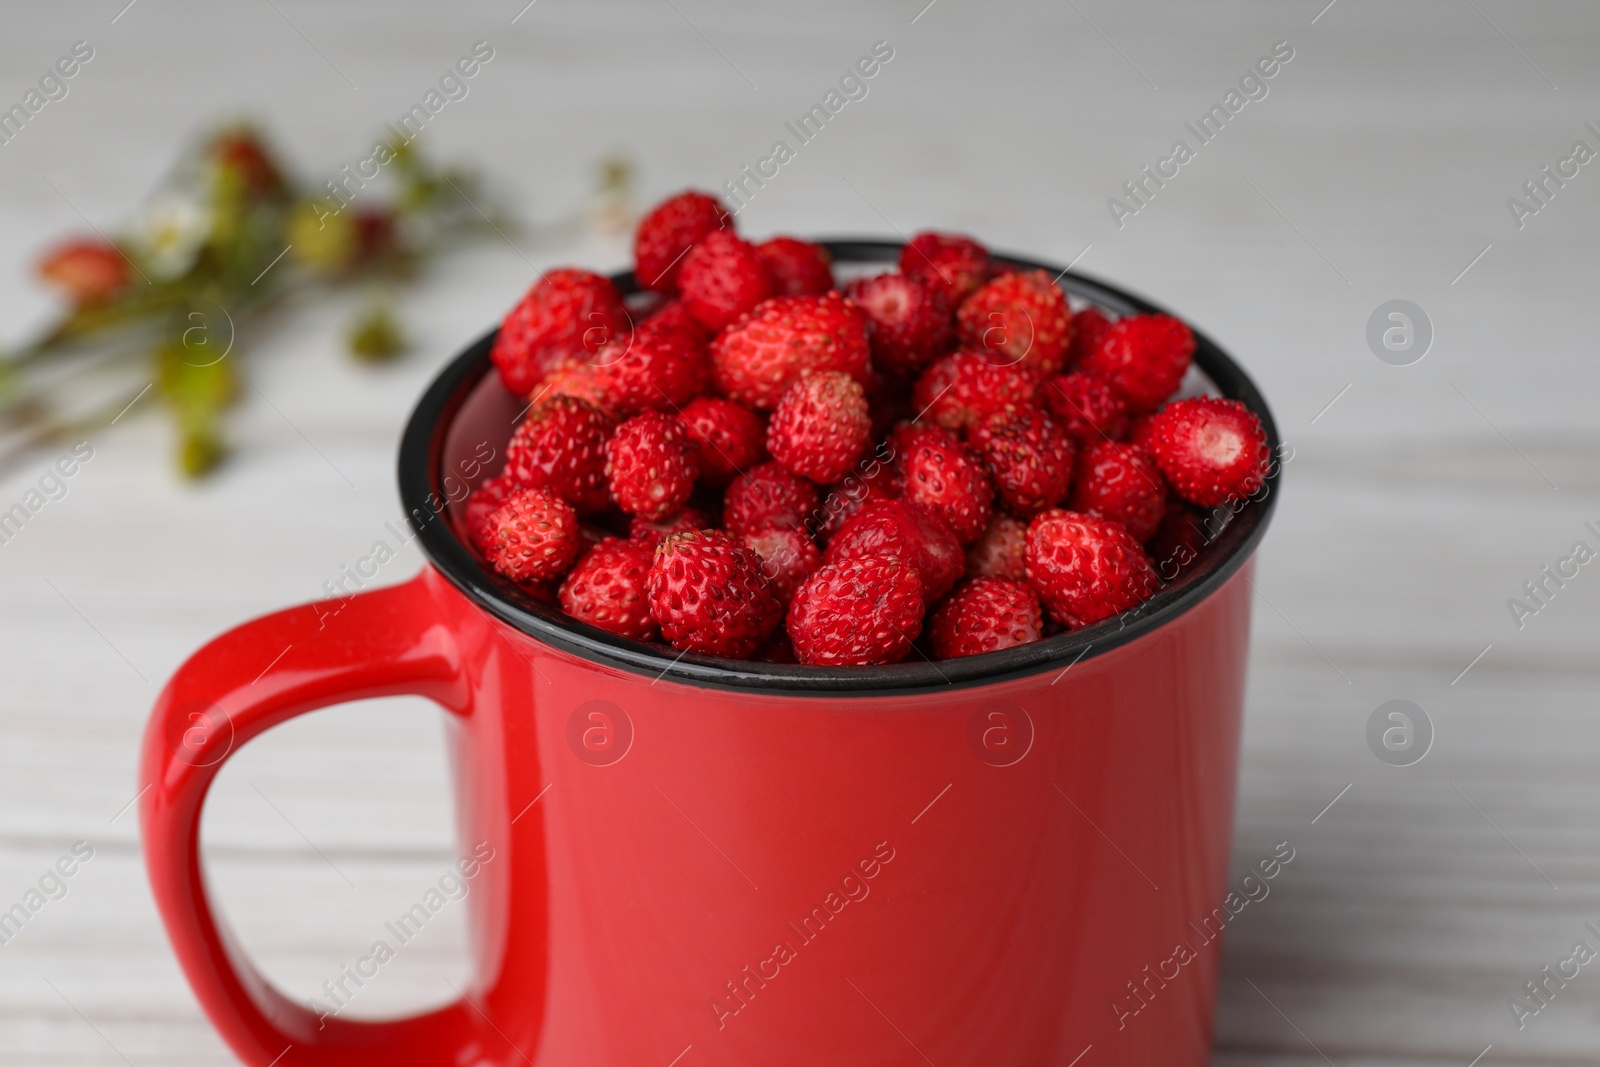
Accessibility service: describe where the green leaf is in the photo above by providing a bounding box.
[347,303,407,362]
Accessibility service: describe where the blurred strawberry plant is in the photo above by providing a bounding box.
[0,124,630,479]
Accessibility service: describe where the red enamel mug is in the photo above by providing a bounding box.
[141,241,1280,1066]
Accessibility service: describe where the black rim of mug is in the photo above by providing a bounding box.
[398,239,1281,695]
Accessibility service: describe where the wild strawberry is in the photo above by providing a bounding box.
[678,230,773,332]
[1145,396,1270,507]
[844,272,952,377]
[911,352,1037,433]
[505,396,614,513]
[866,374,915,442]
[605,411,699,520]
[484,487,583,584]
[37,240,129,303]
[890,423,995,544]
[346,210,396,270]
[629,506,710,550]
[967,515,1028,581]
[1025,510,1157,629]
[640,298,713,348]
[757,630,799,664]
[929,577,1044,659]
[1146,499,1210,580]
[743,526,823,606]
[787,555,925,666]
[559,537,658,641]
[827,498,963,603]
[591,322,710,417]
[969,407,1075,517]
[1068,305,1112,366]
[710,291,871,410]
[1127,413,1160,454]
[538,359,617,420]
[211,130,286,194]
[722,461,820,537]
[1043,371,1131,446]
[1068,441,1167,542]
[576,523,612,553]
[767,371,872,485]
[634,190,731,293]
[1077,313,1195,413]
[956,270,1073,377]
[647,529,781,658]
[677,396,764,486]
[510,577,560,605]
[464,474,516,552]
[900,231,991,304]
[757,236,835,295]
[490,268,630,397]
[814,460,900,544]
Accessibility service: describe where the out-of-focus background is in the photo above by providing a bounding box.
[2,2,1598,1063]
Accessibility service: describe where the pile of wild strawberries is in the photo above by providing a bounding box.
[463,190,1270,667]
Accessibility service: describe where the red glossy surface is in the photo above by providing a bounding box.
[142,560,1254,1066]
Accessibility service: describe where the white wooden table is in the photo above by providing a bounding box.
[3,1,1599,1063]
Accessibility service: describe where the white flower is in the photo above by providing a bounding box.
[134,193,211,279]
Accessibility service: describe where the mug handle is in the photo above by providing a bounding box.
[139,572,492,1067]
